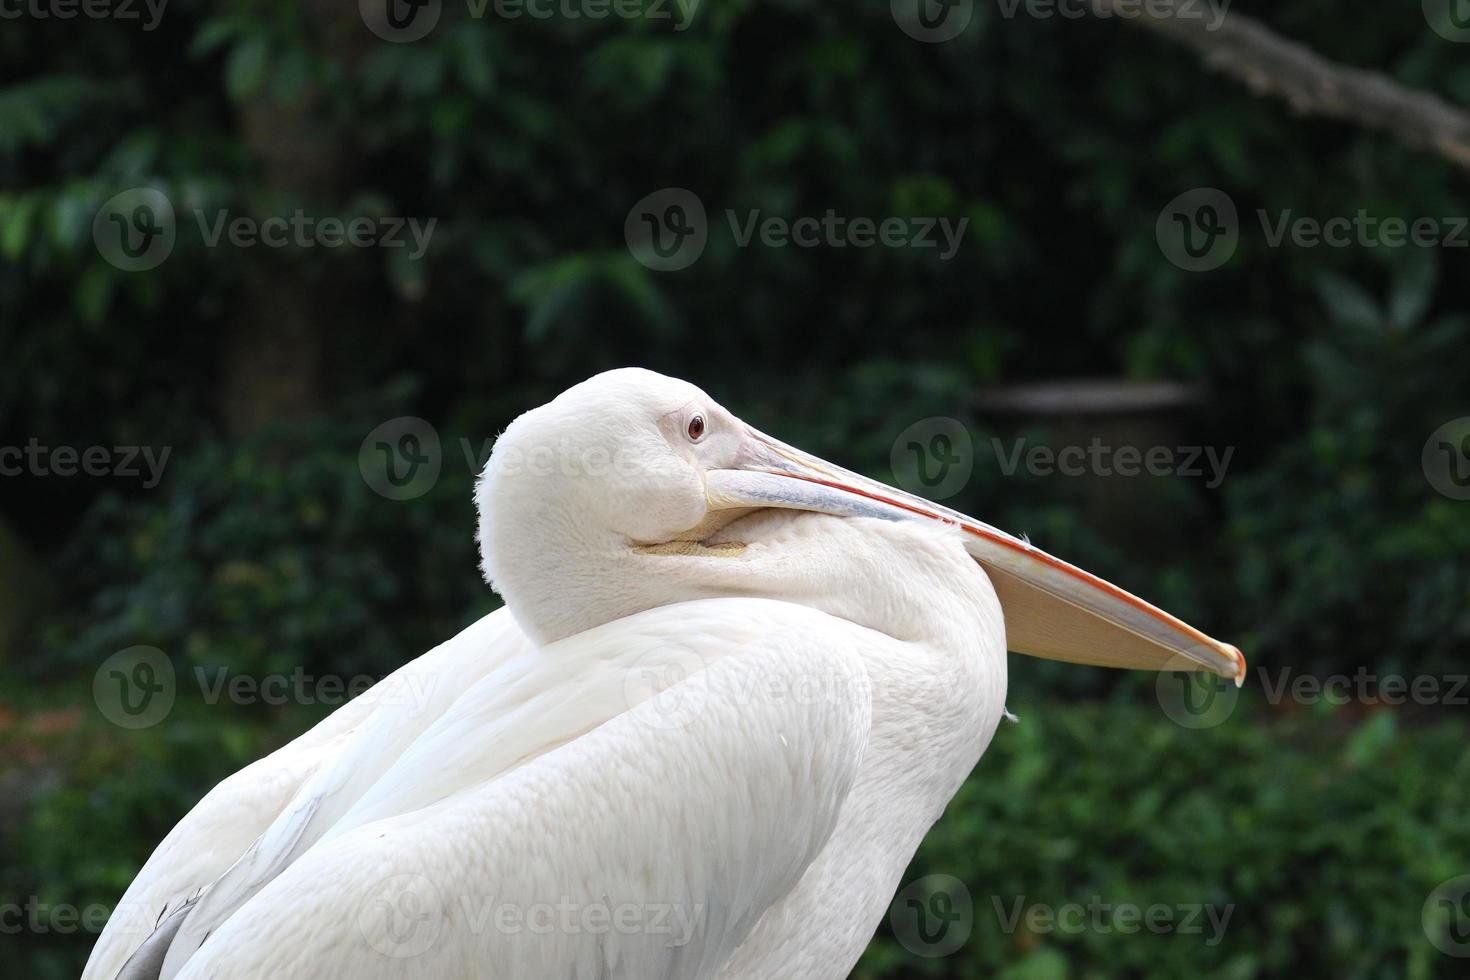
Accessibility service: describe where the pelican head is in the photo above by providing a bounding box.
[476,368,1245,683]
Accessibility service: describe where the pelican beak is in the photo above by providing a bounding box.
[704,426,1246,687]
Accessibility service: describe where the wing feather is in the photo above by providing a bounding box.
[170,599,874,980]
[83,608,528,980]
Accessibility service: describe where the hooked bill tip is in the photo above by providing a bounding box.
[1223,643,1247,688]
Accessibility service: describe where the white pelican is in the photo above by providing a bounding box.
[86,368,1244,980]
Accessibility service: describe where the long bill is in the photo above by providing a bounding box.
[704,427,1246,687]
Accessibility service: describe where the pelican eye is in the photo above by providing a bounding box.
[687,414,706,442]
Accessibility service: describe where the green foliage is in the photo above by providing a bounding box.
[1,0,1468,976]
[857,703,1470,980]
[1228,256,1470,674]
[39,410,498,682]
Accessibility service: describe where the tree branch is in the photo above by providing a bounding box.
[1093,0,1470,172]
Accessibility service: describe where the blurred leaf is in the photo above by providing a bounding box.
[453,33,496,98]
[1315,272,1382,336]
[190,19,244,59]
[1344,711,1397,768]
[270,48,313,104]
[224,37,271,102]
[74,264,114,327]
[1,193,40,258]
[998,947,1069,980]
[1387,254,1436,331]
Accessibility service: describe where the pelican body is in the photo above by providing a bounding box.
[85,369,1242,980]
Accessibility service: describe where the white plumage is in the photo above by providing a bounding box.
[85,368,1240,980]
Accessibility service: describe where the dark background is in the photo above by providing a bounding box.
[2,1,1469,976]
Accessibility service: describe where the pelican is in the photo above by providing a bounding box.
[86,368,1243,980]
